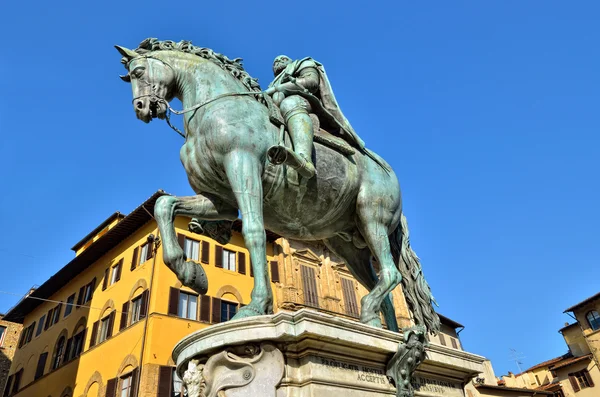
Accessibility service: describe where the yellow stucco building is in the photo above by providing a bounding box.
[1,190,416,397]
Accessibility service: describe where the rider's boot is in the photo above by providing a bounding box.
[267,110,316,179]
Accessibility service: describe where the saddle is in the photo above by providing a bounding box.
[264,94,355,156]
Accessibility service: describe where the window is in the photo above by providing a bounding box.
[0,326,6,347]
[65,294,75,317]
[569,369,594,391]
[341,278,359,317]
[83,280,95,303]
[586,311,600,331]
[301,265,319,308]
[111,261,122,285]
[139,243,150,265]
[221,301,238,322]
[120,373,133,397]
[36,315,45,337]
[451,338,459,349]
[99,315,112,344]
[11,369,23,394]
[70,328,85,359]
[131,295,143,325]
[222,249,236,271]
[172,368,184,397]
[178,292,198,320]
[52,337,66,370]
[553,390,564,397]
[184,238,200,262]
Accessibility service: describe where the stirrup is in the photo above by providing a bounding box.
[267,145,315,178]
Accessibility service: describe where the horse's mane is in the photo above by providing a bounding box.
[132,38,262,93]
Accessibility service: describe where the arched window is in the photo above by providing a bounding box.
[586,311,600,331]
[52,337,66,370]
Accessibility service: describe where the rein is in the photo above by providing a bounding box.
[133,91,264,138]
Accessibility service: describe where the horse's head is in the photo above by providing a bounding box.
[115,45,176,123]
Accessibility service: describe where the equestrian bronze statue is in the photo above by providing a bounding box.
[115,38,440,334]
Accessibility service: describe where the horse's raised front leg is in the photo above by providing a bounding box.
[223,151,273,318]
[154,194,238,294]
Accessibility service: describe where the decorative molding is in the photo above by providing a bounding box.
[71,316,87,336]
[127,279,149,301]
[292,249,322,265]
[82,371,103,397]
[116,354,139,377]
[215,285,244,304]
[98,299,115,320]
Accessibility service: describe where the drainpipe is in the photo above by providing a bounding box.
[137,226,160,394]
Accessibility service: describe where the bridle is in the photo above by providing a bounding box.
[129,55,267,138]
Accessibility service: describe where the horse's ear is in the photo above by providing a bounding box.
[119,74,131,82]
[114,45,138,61]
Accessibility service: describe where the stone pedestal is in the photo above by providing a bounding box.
[173,309,486,397]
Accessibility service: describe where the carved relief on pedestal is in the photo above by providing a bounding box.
[181,343,284,397]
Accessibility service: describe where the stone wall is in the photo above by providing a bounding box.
[0,314,23,395]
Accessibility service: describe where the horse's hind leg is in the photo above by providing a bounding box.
[154,194,238,294]
[323,236,399,332]
[355,195,403,330]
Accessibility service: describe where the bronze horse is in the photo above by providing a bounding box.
[116,38,439,333]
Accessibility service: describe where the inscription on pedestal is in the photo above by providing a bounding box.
[314,356,390,385]
[411,376,463,397]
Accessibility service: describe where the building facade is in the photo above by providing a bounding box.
[0,315,23,395]
[1,190,417,397]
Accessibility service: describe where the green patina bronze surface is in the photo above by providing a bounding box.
[115,38,440,337]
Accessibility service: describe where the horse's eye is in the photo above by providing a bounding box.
[131,67,146,78]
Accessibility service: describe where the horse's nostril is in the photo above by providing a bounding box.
[135,100,144,110]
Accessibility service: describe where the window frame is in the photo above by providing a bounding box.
[184,237,200,262]
[52,336,66,370]
[0,325,6,347]
[110,262,121,286]
[64,294,76,317]
[139,243,149,265]
[178,291,198,320]
[69,327,85,361]
[98,315,111,344]
[120,372,133,397]
[572,369,592,389]
[220,300,238,322]
[586,310,600,331]
[222,249,236,272]
[83,283,94,303]
[130,295,143,325]
[36,315,46,337]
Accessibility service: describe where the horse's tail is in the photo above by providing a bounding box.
[389,213,441,334]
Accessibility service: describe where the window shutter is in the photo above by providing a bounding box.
[131,247,139,271]
[35,352,48,380]
[584,370,594,387]
[146,241,154,260]
[115,259,123,282]
[201,241,210,263]
[568,375,580,392]
[178,234,185,249]
[270,261,280,283]
[3,375,13,397]
[341,278,359,317]
[77,286,85,305]
[200,296,211,322]
[168,287,180,316]
[12,369,23,393]
[107,311,115,339]
[102,268,110,290]
[131,367,140,397]
[63,338,73,364]
[44,309,53,330]
[215,246,223,268]
[140,290,149,319]
[439,334,446,346]
[212,297,222,323]
[120,302,130,331]
[451,338,458,349]
[301,265,319,307]
[157,366,173,397]
[238,252,246,275]
[90,321,99,348]
[105,377,117,397]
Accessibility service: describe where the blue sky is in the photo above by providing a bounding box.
[1,1,598,377]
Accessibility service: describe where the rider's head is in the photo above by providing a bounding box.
[273,55,292,76]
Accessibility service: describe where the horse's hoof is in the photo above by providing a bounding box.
[231,305,265,320]
[362,316,383,329]
[182,261,208,295]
